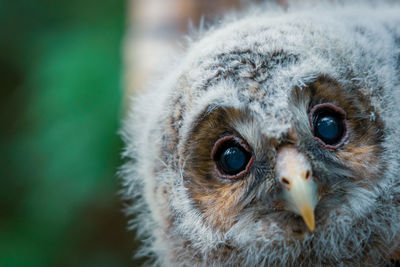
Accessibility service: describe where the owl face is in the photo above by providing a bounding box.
[123,6,400,266]
[166,71,394,264]
[167,74,394,265]
[183,75,384,235]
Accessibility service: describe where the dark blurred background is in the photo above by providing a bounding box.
[0,0,285,266]
[0,0,139,266]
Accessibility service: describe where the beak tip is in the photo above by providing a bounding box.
[306,221,315,232]
[301,204,315,232]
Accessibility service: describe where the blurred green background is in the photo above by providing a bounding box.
[0,0,140,266]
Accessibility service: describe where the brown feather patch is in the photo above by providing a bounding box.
[182,108,257,230]
[308,76,385,182]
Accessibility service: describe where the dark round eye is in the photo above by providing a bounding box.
[311,104,347,148]
[219,147,246,174]
[212,136,253,179]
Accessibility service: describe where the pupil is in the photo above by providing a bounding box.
[316,115,339,140]
[221,147,246,173]
[311,105,347,148]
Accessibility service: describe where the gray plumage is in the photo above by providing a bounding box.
[121,1,400,266]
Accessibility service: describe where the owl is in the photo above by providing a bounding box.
[121,1,400,266]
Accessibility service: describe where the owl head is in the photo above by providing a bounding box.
[121,3,400,266]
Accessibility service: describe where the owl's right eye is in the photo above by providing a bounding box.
[211,136,254,179]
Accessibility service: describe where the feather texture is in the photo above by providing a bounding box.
[121,1,400,266]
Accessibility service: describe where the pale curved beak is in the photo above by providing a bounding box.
[275,146,318,231]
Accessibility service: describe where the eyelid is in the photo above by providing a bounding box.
[309,103,349,149]
[310,103,347,117]
[211,135,252,159]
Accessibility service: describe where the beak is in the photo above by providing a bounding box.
[275,146,318,231]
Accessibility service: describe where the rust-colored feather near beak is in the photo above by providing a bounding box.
[275,146,318,231]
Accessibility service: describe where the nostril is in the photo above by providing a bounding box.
[281,177,291,190]
[305,170,311,181]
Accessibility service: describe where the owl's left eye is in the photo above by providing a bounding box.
[211,136,254,179]
[310,103,348,149]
